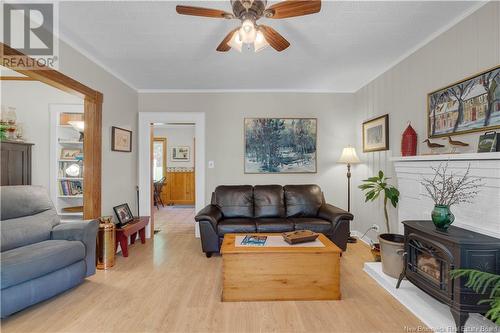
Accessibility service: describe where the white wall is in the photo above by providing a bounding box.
[154,126,195,168]
[139,93,356,209]
[57,40,139,216]
[0,81,81,190]
[352,2,500,240]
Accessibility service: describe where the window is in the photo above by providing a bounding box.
[153,138,166,181]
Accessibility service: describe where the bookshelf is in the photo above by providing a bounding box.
[50,104,84,222]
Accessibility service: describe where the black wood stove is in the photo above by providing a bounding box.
[396,220,500,332]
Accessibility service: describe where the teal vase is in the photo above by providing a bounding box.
[431,205,455,230]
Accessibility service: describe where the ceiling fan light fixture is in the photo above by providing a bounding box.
[254,30,269,52]
[239,19,256,44]
[227,30,243,52]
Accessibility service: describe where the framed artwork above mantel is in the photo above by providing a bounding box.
[427,65,500,138]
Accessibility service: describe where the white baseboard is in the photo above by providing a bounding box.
[363,262,498,332]
[351,230,375,246]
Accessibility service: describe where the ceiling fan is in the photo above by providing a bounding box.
[176,0,321,52]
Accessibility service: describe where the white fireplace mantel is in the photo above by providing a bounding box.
[392,153,500,238]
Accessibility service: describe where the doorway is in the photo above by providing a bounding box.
[138,112,205,238]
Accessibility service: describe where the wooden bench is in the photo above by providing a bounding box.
[115,216,149,257]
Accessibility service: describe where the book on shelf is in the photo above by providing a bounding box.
[59,180,83,196]
[241,235,267,246]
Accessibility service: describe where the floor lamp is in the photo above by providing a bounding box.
[337,146,360,243]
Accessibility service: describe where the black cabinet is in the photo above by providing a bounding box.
[1,141,34,185]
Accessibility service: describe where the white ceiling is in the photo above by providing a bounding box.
[58,1,483,92]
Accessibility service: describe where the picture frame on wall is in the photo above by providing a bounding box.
[427,65,500,138]
[60,148,81,160]
[172,146,190,161]
[111,126,132,152]
[244,118,317,174]
[362,114,389,152]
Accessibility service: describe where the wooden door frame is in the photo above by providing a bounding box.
[1,43,102,219]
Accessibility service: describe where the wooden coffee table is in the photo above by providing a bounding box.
[221,233,341,301]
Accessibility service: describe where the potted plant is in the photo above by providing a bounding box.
[359,170,403,278]
[420,163,482,230]
[450,269,500,324]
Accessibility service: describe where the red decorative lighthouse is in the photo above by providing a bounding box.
[401,122,417,156]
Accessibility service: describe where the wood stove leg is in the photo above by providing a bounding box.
[450,308,468,333]
[396,251,406,289]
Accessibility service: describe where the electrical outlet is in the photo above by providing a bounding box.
[371,224,380,232]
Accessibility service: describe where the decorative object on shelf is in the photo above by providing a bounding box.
[59,179,83,196]
[401,122,417,156]
[62,206,83,213]
[14,122,25,141]
[422,138,445,154]
[428,65,500,138]
[59,112,84,125]
[420,163,483,230]
[2,106,18,140]
[60,148,81,160]
[477,131,499,152]
[68,120,84,141]
[362,114,389,152]
[450,269,500,325]
[97,216,116,270]
[337,146,361,243]
[113,203,134,227]
[172,146,190,161]
[244,118,317,173]
[111,126,132,152]
[60,161,82,178]
[0,123,7,140]
[443,136,469,153]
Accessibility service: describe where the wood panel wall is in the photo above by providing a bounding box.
[160,171,195,205]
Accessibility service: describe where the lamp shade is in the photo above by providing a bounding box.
[338,147,360,164]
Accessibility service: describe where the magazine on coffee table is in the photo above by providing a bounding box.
[240,235,267,246]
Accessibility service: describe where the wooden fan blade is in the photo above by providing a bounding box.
[176,5,233,19]
[259,25,290,52]
[216,28,239,52]
[267,0,321,19]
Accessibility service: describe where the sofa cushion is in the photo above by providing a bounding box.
[1,186,60,252]
[284,185,323,217]
[213,185,254,218]
[291,217,332,234]
[254,185,285,218]
[1,240,85,289]
[255,218,294,233]
[217,218,256,235]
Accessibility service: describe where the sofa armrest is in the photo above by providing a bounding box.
[51,220,98,277]
[195,205,222,230]
[318,204,354,225]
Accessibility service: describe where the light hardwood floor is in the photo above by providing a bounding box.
[1,207,426,333]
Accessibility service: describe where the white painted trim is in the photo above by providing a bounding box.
[359,1,488,91]
[364,262,497,331]
[351,230,376,246]
[138,112,205,238]
[391,152,500,162]
[137,89,352,94]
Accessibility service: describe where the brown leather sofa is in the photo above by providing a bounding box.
[195,184,354,257]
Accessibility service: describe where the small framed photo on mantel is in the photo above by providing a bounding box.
[362,114,389,152]
[111,126,132,152]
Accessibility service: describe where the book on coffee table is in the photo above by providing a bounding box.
[240,235,267,246]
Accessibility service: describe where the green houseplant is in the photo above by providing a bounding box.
[450,269,500,325]
[358,170,399,233]
[359,170,403,278]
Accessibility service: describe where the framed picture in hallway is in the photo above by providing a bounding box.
[111,126,132,152]
[427,65,500,138]
[244,118,317,173]
[362,114,389,152]
[172,146,190,161]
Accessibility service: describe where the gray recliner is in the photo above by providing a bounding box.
[0,186,98,318]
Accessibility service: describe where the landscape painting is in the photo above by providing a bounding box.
[428,65,500,138]
[244,118,317,173]
[362,114,389,152]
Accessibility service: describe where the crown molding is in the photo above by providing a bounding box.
[137,89,354,94]
[357,1,489,92]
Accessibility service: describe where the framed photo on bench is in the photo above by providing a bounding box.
[113,203,134,227]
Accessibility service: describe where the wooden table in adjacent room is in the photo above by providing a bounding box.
[115,216,149,257]
[221,233,341,302]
